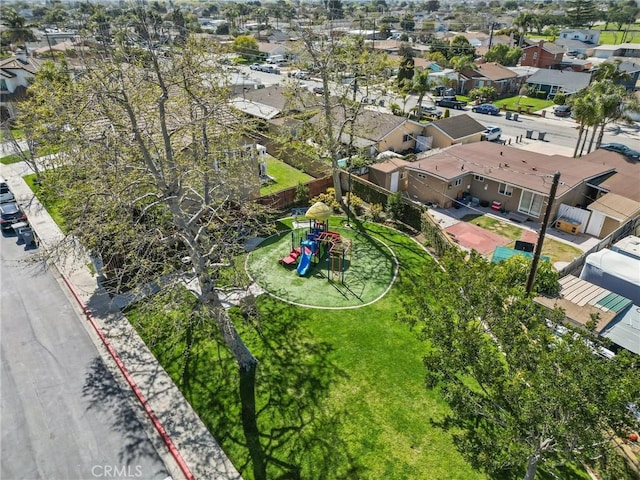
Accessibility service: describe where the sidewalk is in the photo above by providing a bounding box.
[1,160,242,480]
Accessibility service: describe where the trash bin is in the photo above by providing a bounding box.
[506,111,512,120]
[19,226,35,246]
[538,131,547,141]
[513,113,519,121]
[526,129,533,139]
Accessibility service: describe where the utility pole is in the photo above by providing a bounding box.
[526,171,560,295]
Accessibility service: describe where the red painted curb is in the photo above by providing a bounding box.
[61,275,195,480]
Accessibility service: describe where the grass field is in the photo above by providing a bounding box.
[496,96,554,112]
[260,156,314,196]
[24,173,67,232]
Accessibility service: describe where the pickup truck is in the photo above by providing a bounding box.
[435,96,467,110]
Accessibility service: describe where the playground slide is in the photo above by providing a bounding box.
[297,246,313,276]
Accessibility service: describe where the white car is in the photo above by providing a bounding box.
[483,126,502,142]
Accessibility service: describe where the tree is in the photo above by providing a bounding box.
[397,42,415,84]
[450,55,475,94]
[400,13,415,31]
[233,35,260,61]
[483,43,522,66]
[0,8,35,50]
[566,0,598,27]
[468,86,497,103]
[400,251,640,480]
[412,68,432,110]
[449,35,475,58]
[37,33,275,480]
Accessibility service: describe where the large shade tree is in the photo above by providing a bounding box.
[400,251,640,480]
[38,30,276,480]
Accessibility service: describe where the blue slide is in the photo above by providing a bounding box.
[297,241,314,276]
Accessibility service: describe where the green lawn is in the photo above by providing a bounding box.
[0,128,24,141]
[260,156,314,196]
[1,144,61,165]
[129,221,487,480]
[24,173,68,233]
[496,96,554,113]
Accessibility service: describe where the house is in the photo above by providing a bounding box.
[421,114,486,149]
[230,84,310,119]
[0,51,41,121]
[525,69,592,98]
[399,142,613,220]
[310,108,425,157]
[615,61,640,91]
[520,40,565,69]
[535,274,639,356]
[368,157,411,193]
[256,42,287,61]
[460,62,518,95]
[558,29,600,45]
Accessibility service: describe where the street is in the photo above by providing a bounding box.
[233,64,640,154]
[0,232,169,480]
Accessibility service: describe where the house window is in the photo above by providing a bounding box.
[519,190,544,217]
[533,52,538,60]
[522,53,527,61]
[498,183,512,196]
[474,175,484,182]
[403,134,411,142]
[454,178,462,187]
[400,171,407,179]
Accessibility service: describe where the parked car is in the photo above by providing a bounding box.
[261,65,280,74]
[435,96,466,109]
[417,104,443,119]
[313,85,325,95]
[483,126,502,142]
[0,178,15,204]
[599,143,640,158]
[553,105,572,117]
[249,63,262,71]
[472,103,500,115]
[0,202,27,231]
[288,70,310,80]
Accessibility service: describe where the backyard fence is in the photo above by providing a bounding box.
[557,215,640,278]
[257,176,333,210]
[421,209,457,257]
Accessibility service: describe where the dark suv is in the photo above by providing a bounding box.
[0,202,27,231]
[553,105,571,117]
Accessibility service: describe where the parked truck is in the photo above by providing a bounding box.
[435,96,467,110]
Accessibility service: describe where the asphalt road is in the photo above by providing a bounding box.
[0,231,169,480]
[235,64,640,153]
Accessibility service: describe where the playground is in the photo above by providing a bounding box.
[246,204,398,308]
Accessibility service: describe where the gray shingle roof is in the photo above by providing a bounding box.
[525,69,592,94]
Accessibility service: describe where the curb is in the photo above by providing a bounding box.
[60,274,195,480]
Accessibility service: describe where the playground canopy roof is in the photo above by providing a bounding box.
[306,202,332,221]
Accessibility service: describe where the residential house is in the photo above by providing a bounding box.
[520,40,565,69]
[616,61,640,91]
[555,29,600,56]
[593,42,640,60]
[525,69,592,98]
[0,51,41,121]
[460,62,518,95]
[368,158,411,193]
[535,274,640,356]
[399,142,614,220]
[256,42,287,61]
[581,148,640,237]
[229,84,310,119]
[421,114,486,149]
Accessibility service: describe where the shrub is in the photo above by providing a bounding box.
[349,193,364,216]
[368,203,384,223]
[294,182,309,205]
[386,192,405,220]
[310,188,341,212]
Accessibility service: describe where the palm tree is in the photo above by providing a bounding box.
[591,80,640,149]
[0,8,35,51]
[571,91,600,158]
[450,55,475,95]
[412,68,432,110]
